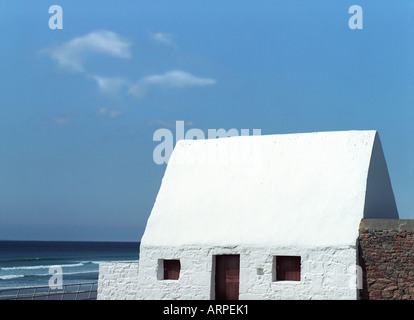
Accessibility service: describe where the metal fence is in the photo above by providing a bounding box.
[0,282,98,300]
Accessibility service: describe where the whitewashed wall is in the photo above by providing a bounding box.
[97,262,139,300]
[98,246,359,300]
[134,245,359,300]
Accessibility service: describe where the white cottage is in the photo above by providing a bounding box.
[110,130,399,300]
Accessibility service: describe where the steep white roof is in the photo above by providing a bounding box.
[141,131,398,247]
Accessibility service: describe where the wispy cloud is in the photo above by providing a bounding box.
[143,70,216,88]
[39,114,76,130]
[89,75,130,95]
[129,70,216,98]
[43,31,217,103]
[45,30,131,72]
[93,107,123,119]
[149,32,176,48]
[146,119,195,129]
[53,115,74,125]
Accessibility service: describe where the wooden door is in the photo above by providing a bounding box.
[215,255,240,300]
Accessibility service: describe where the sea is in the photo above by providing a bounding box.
[0,240,139,290]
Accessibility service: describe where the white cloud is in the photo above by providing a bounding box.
[129,70,216,98]
[89,75,130,95]
[39,114,75,130]
[49,113,76,126]
[53,116,72,124]
[146,119,195,129]
[149,32,176,47]
[46,30,131,72]
[43,31,216,101]
[128,81,149,99]
[94,107,108,117]
[108,110,123,119]
[94,107,123,119]
[143,70,216,88]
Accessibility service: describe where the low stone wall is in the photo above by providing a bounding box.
[358,219,414,300]
[97,262,139,300]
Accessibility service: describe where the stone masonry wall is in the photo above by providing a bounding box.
[135,244,358,300]
[358,219,414,300]
[97,245,359,300]
[98,219,414,300]
[97,262,139,300]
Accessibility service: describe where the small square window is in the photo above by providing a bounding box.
[163,259,181,280]
[275,256,301,281]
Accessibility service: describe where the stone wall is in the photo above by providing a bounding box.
[135,244,359,300]
[358,219,414,300]
[97,246,359,300]
[98,218,414,300]
[97,262,139,300]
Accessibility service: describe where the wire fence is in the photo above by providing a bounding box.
[0,282,98,300]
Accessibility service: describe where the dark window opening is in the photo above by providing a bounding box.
[275,256,301,281]
[163,259,181,280]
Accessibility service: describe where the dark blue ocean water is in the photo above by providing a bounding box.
[0,241,139,289]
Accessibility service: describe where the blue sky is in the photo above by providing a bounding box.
[1,1,413,241]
